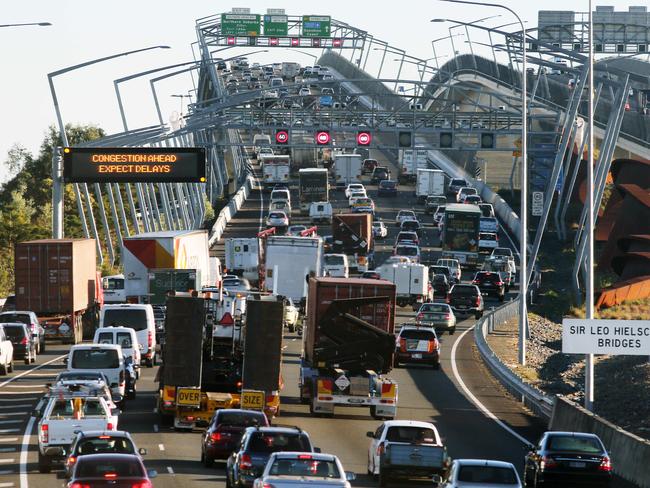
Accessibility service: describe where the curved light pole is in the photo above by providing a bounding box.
[431,15,501,70]
[440,0,528,367]
[430,33,464,71]
[292,49,318,62]
[48,45,171,266]
[0,21,51,28]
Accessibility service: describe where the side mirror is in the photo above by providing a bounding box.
[139,447,147,456]
[345,472,356,481]
[314,447,321,453]
[147,469,158,479]
[32,410,41,419]
[62,358,68,365]
[366,431,375,438]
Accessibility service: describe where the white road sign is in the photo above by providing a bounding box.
[562,319,650,355]
[531,191,543,217]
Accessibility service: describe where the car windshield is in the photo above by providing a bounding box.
[76,458,145,478]
[396,246,418,256]
[457,466,518,484]
[401,221,419,230]
[398,211,415,218]
[451,179,467,186]
[103,309,148,332]
[477,273,501,283]
[269,458,340,478]
[269,213,285,219]
[451,286,477,296]
[2,325,26,340]
[401,329,436,340]
[420,304,448,313]
[493,248,511,256]
[385,426,437,444]
[248,432,311,453]
[547,435,603,453]
[324,255,344,265]
[71,349,119,369]
[0,313,30,325]
[380,181,396,189]
[76,437,135,456]
[356,198,372,205]
[218,411,267,427]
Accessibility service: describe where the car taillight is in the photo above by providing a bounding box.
[444,314,451,319]
[540,455,558,470]
[598,456,612,472]
[148,331,153,347]
[474,297,480,306]
[107,422,114,431]
[262,484,275,488]
[428,339,438,353]
[240,453,253,470]
[210,432,222,442]
[472,280,480,284]
[40,424,48,443]
[298,454,312,460]
[445,295,450,304]
[377,443,385,456]
[120,370,125,385]
[495,281,503,286]
[67,455,77,466]
[69,483,91,488]
[20,337,28,345]
[130,481,153,488]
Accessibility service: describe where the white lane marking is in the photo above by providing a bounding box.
[0,459,14,464]
[0,482,15,487]
[0,392,42,395]
[0,421,21,425]
[153,424,159,433]
[0,448,16,453]
[158,444,165,451]
[4,385,45,389]
[0,406,30,411]
[19,416,35,488]
[0,471,14,475]
[0,399,37,403]
[0,438,18,443]
[281,346,287,351]
[291,338,297,342]
[0,354,67,389]
[0,430,19,434]
[166,466,174,475]
[450,324,532,446]
[0,414,26,418]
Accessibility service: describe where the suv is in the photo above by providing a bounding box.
[378,179,398,197]
[201,409,269,466]
[362,158,378,174]
[472,271,506,302]
[0,311,45,353]
[425,195,447,215]
[447,284,484,319]
[436,258,461,284]
[2,323,36,364]
[448,178,469,195]
[0,325,14,374]
[371,166,391,184]
[226,426,317,487]
[395,325,441,369]
[456,187,478,203]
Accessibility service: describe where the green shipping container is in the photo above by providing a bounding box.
[148,269,200,304]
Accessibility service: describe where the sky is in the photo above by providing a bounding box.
[1,0,641,182]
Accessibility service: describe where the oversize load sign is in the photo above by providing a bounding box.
[63,147,206,183]
[562,319,650,356]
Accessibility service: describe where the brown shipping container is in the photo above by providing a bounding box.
[332,213,373,251]
[15,239,97,314]
[304,277,396,364]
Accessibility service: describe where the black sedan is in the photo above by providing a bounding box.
[201,409,268,467]
[65,453,156,488]
[524,431,612,487]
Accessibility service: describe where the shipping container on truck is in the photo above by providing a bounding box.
[442,203,482,269]
[262,236,322,303]
[415,169,445,200]
[147,269,201,305]
[240,296,284,418]
[290,147,318,173]
[298,168,329,213]
[261,155,291,190]
[376,263,432,309]
[122,230,210,303]
[333,154,363,190]
[300,277,398,419]
[281,61,300,80]
[331,213,373,273]
[15,239,102,343]
[398,148,429,182]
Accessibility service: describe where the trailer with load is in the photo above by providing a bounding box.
[261,155,291,190]
[331,213,373,273]
[333,153,362,190]
[415,168,445,200]
[300,277,398,419]
[376,263,432,309]
[15,239,102,343]
[398,148,428,183]
[298,168,329,214]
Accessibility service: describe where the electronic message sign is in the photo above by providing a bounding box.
[63,147,206,183]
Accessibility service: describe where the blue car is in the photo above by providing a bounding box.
[378,179,398,197]
[319,95,333,107]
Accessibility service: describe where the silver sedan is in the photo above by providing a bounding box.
[415,302,457,335]
[253,452,355,488]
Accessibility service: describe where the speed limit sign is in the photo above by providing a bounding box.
[532,191,543,217]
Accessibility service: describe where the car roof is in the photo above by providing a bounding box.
[76,430,133,439]
[70,344,122,351]
[246,426,306,434]
[381,420,437,429]
[74,453,142,463]
[545,431,601,439]
[453,459,516,468]
[270,451,337,461]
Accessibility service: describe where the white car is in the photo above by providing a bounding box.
[0,325,14,374]
[254,452,354,488]
[345,183,365,198]
[266,211,289,229]
[394,243,420,263]
[323,253,349,278]
[270,188,291,205]
[348,191,367,207]
[283,297,300,332]
[437,258,461,283]
[299,87,311,96]
[372,221,388,239]
[456,187,478,203]
[478,232,499,253]
[287,225,308,236]
[395,209,416,226]
[440,459,522,487]
[269,199,291,217]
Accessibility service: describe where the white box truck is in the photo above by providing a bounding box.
[376,263,432,310]
[263,236,322,302]
[261,155,291,190]
[416,169,445,200]
[122,230,210,303]
[281,62,300,80]
[334,153,363,190]
[399,148,429,182]
[225,238,259,283]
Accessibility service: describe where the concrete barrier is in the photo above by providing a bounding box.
[550,396,650,488]
[208,175,255,247]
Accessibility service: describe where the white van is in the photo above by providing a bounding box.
[67,344,125,398]
[269,77,283,88]
[323,254,349,278]
[309,201,333,224]
[93,326,141,375]
[270,188,291,206]
[100,304,156,367]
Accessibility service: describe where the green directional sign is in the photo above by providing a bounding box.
[221,13,261,36]
[302,15,331,37]
[264,15,288,36]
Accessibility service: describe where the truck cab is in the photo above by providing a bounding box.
[102,274,126,303]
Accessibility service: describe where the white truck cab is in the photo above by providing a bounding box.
[93,326,142,374]
[66,344,125,398]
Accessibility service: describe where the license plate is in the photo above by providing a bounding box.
[569,461,586,468]
[458,305,468,309]
[411,353,422,359]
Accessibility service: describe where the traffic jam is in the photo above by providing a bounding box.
[0,56,615,488]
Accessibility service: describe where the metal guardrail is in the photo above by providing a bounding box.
[474,297,555,421]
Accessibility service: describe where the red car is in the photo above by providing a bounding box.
[201,409,268,466]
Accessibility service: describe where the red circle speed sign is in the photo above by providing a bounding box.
[275,130,289,144]
[316,130,331,145]
[357,131,372,146]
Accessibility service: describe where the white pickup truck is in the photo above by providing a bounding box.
[35,393,119,473]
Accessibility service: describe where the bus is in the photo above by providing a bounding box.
[441,203,482,268]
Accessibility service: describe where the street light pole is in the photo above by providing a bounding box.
[0,21,51,28]
[48,45,171,250]
[441,0,528,365]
